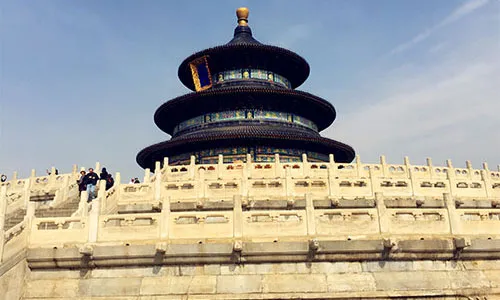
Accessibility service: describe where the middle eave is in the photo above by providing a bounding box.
[154,86,337,135]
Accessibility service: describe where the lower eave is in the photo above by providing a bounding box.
[136,130,355,169]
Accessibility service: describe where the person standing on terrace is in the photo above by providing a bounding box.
[83,168,99,202]
[100,168,109,182]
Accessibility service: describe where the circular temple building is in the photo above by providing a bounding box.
[137,7,355,169]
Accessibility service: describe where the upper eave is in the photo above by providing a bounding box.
[178,43,310,91]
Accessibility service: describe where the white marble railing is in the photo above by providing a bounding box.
[17,192,499,251]
[1,156,499,263]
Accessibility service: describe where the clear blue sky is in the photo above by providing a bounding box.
[1,0,499,180]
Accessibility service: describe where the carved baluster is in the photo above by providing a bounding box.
[408,168,420,198]
[465,160,473,180]
[305,193,316,236]
[88,197,100,243]
[274,154,281,178]
[233,195,243,239]
[328,154,337,199]
[245,153,252,179]
[187,155,195,180]
[380,155,388,177]
[369,167,381,197]
[404,156,411,178]
[154,161,162,205]
[163,157,169,181]
[115,172,121,186]
[427,158,434,179]
[58,175,70,207]
[159,196,170,240]
[443,193,458,234]
[285,166,293,200]
[375,192,387,234]
[197,167,206,207]
[144,168,151,183]
[79,191,89,218]
[72,164,78,177]
[446,159,458,198]
[302,153,309,178]
[217,154,224,179]
[481,162,493,200]
[23,178,31,208]
[355,155,362,177]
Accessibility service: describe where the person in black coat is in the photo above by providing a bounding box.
[77,170,86,194]
[106,174,114,190]
[100,168,109,182]
[83,168,99,201]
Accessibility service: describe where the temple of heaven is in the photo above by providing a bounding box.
[136,7,355,170]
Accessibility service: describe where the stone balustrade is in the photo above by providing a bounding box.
[0,155,499,267]
[0,157,499,299]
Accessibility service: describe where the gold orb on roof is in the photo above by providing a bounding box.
[236,7,249,26]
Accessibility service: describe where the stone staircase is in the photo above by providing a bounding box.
[4,209,27,231]
[3,193,81,231]
[34,194,80,218]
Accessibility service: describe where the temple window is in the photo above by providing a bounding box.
[173,109,318,134]
[213,69,291,88]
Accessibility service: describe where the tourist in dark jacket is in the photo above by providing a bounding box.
[83,168,99,201]
[78,170,86,194]
[100,168,109,183]
[106,174,114,190]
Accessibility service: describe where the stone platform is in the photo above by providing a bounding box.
[0,155,499,299]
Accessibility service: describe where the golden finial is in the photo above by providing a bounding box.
[236,7,249,26]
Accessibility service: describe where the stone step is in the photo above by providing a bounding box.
[4,210,26,230]
[51,206,79,211]
[5,218,24,226]
[4,196,81,228]
[35,210,77,217]
[36,211,76,216]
